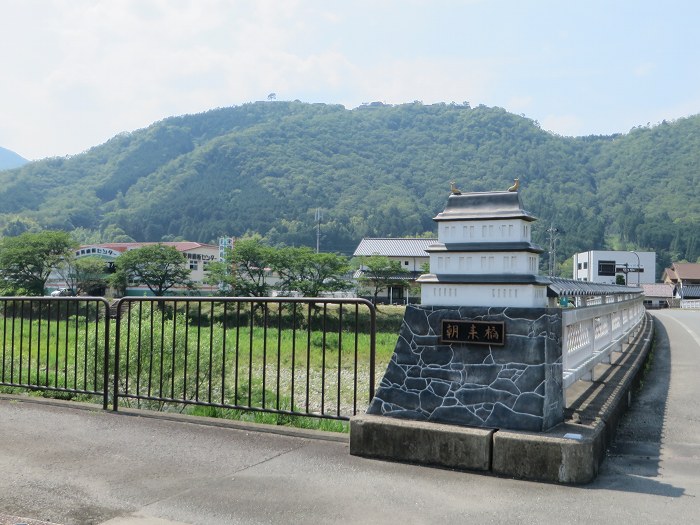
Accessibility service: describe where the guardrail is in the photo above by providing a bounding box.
[0,297,111,408]
[561,295,645,389]
[0,296,376,422]
[1,292,648,424]
[112,297,377,421]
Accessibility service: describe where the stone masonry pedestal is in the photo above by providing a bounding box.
[366,305,563,432]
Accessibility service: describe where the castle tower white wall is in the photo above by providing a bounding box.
[418,190,550,307]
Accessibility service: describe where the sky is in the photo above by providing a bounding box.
[2,0,700,160]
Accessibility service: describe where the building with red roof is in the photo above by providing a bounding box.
[47,241,219,296]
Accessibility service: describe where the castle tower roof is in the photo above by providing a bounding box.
[434,191,536,222]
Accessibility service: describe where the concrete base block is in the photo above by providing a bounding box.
[492,421,605,484]
[350,414,493,472]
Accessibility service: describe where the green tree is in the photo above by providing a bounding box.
[202,260,232,295]
[0,216,39,237]
[271,247,351,297]
[111,244,193,296]
[557,257,574,280]
[204,236,275,296]
[56,256,110,295]
[0,230,77,295]
[357,255,410,305]
[102,224,135,243]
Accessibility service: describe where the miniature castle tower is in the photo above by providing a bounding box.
[417,187,550,307]
[362,182,564,433]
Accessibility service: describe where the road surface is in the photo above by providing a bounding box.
[0,309,698,524]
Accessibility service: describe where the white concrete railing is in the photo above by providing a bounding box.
[561,296,645,389]
[681,299,700,309]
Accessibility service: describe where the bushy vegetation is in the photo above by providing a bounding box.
[1,101,698,278]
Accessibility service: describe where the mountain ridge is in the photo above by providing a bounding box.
[0,101,697,275]
[0,146,28,170]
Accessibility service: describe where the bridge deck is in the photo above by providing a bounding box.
[0,310,698,524]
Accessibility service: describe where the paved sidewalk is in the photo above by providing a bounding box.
[1,310,698,524]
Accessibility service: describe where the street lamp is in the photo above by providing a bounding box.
[630,251,641,286]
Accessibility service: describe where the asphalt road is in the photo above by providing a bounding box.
[1,309,698,525]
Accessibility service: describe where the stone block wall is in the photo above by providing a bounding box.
[367,305,563,432]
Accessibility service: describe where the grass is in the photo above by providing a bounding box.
[186,405,350,433]
[0,314,105,394]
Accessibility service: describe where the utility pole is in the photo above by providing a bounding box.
[315,208,322,253]
[546,226,559,277]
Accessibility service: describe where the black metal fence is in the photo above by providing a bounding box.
[0,296,377,422]
[0,297,111,408]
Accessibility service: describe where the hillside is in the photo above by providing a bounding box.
[0,146,28,170]
[0,101,698,276]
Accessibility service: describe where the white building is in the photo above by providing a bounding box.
[572,250,655,285]
[47,241,219,296]
[417,190,551,308]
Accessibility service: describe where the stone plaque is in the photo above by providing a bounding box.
[440,319,505,346]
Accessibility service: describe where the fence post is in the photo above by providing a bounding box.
[584,318,595,381]
[368,303,376,401]
[112,299,123,412]
[102,298,111,410]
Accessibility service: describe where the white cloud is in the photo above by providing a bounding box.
[1,0,699,159]
[0,0,317,158]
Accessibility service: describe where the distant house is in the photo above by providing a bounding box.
[662,262,700,287]
[46,241,219,296]
[352,237,435,304]
[640,283,674,309]
[662,262,700,308]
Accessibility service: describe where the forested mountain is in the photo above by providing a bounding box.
[0,146,28,170]
[1,101,698,277]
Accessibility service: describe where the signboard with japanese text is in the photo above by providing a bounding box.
[440,319,505,346]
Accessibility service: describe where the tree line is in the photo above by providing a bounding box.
[0,231,405,301]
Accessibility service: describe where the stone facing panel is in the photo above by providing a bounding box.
[367,305,564,432]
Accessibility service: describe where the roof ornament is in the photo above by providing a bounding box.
[450,181,462,195]
[507,178,520,192]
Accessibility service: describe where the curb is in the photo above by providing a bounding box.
[0,394,349,444]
